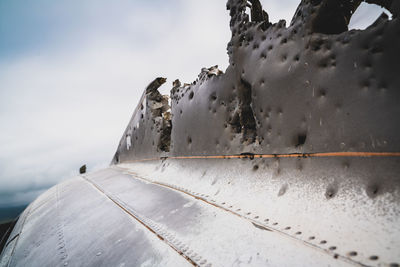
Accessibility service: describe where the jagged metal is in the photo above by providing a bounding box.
[115,0,400,160]
[1,0,400,266]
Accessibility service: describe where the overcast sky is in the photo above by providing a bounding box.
[0,0,390,211]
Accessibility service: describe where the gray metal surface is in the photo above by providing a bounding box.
[116,157,400,266]
[2,161,399,266]
[0,177,191,267]
[1,168,365,266]
[114,0,400,162]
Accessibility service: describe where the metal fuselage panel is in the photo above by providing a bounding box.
[0,176,191,267]
[2,0,400,266]
[1,166,375,266]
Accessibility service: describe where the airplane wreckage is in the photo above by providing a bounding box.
[1,0,400,266]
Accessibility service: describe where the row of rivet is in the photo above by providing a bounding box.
[86,177,211,267]
[119,168,396,267]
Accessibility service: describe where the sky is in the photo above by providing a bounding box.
[0,0,391,213]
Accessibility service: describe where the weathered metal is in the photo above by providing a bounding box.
[1,0,400,266]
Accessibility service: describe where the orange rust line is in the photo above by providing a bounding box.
[122,152,400,163]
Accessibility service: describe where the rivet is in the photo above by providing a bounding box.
[369,255,378,260]
[348,251,357,257]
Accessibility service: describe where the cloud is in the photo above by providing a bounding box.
[349,2,393,30]
[0,0,230,207]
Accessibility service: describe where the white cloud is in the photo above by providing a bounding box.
[349,2,393,30]
[0,0,230,207]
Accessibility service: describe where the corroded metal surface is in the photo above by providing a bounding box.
[114,0,400,161]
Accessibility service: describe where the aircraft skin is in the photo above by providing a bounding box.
[1,0,400,266]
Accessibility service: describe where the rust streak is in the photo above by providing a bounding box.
[122,151,400,163]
